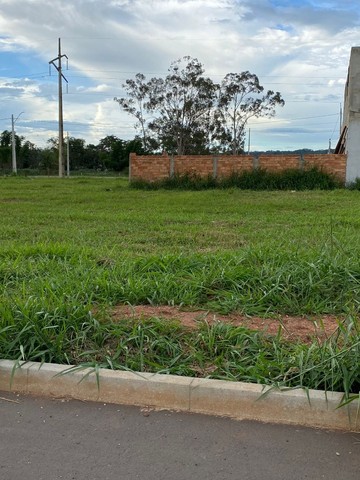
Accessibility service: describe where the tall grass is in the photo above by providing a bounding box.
[130,168,341,191]
[1,248,360,317]
[1,312,359,400]
[0,178,360,401]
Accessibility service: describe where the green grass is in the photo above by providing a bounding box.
[1,176,360,257]
[1,314,359,402]
[130,168,341,191]
[0,176,359,400]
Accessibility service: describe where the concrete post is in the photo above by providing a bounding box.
[212,156,218,179]
[170,155,175,178]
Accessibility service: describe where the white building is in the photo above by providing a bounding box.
[336,47,360,183]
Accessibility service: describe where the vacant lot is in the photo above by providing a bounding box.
[2,176,360,257]
[0,177,359,396]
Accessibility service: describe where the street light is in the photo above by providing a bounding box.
[11,112,24,174]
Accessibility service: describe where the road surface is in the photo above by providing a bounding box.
[0,391,359,480]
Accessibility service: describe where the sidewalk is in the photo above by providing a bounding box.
[1,391,359,480]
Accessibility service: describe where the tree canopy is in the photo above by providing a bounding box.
[115,57,285,155]
[0,132,144,173]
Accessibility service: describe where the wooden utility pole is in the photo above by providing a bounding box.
[49,38,68,177]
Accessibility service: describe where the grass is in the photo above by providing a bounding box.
[1,314,359,403]
[0,176,359,401]
[1,176,360,257]
[130,168,341,191]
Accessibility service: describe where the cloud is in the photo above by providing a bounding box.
[0,0,358,150]
[244,0,359,31]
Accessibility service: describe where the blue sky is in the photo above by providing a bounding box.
[0,0,359,151]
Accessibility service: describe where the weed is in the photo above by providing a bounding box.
[0,177,359,401]
[130,168,341,191]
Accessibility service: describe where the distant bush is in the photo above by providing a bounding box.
[130,167,342,191]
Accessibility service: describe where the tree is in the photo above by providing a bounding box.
[39,148,57,175]
[0,130,12,168]
[0,130,24,169]
[115,57,218,155]
[82,144,101,170]
[97,135,146,171]
[122,136,146,170]
[67,137,86,170]
[116,58,285,155]
[146,57,217,154]
[20,140,40,169]
[97,135,122,170]
[114,74,150,151]
[213,72,285,154]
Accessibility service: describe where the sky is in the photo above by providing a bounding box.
[0,0,359,152]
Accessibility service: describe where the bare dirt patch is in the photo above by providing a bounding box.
[110,305,341,344]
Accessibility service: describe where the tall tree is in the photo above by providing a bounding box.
[115,57,217,155]
[117,61,285,156]
[214,72,285,154]
[114,74,150,151]
[147,57,217,154]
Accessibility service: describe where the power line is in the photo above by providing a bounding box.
[2,67,347,81]
[1,87,345,101]
[247,113,338,126]
[47,66,347,78]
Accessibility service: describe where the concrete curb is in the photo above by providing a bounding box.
[0,359,359,431]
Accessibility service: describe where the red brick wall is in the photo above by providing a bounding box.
[174,155,214,176]
[304,154,347,183]
[130,153,347,183]
[130,152,170,181]
[217,155,253,177]
[258,155,300,172]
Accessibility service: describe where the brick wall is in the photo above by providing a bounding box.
[130,152,170,182]
[129,153,347,183]
[174,155,214,176]
[303,154,347,183]
[258,154,300,172]
[216,155,254,177]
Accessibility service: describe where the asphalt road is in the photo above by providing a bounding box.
[0,391,359,480]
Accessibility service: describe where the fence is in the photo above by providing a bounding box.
[129,153,347,183]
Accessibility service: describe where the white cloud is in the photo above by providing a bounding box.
[0,0,358,150]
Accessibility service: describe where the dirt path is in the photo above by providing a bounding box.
[110,305,342,343]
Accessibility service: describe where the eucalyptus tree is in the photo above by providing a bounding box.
[116,59,284,155]
[114,73,150,151]
[146,57,218,154]
[213,72,285,154]
[115,57,218,154]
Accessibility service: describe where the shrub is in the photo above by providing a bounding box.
[130,167,342,191]
[347,177,360,190]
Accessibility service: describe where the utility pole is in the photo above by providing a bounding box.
[49,38,68,177]
[11,112,24,174]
